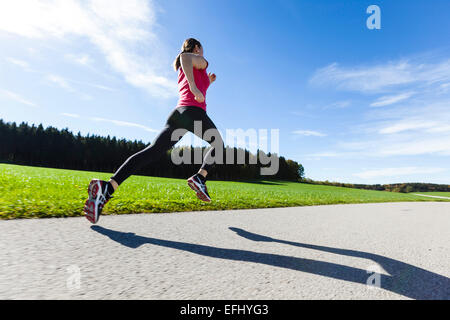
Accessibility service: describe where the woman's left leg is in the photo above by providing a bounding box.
[84,108,187,223]
[110,123,182,186]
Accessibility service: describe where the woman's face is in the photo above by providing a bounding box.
[194,44,204,56]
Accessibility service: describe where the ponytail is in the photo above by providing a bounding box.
[173,38,202,71]
[173,51,185,72]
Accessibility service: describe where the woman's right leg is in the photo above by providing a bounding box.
[111,122,185,187]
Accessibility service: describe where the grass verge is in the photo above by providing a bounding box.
[1,164,448,220]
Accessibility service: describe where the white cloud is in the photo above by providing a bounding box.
[329,134,450,157]
[293,130,327,137]
[85,83,114,92]
[353,167,447,179]
[307,55,450,160]
[426,125,450,133]
[46,74,75,92]
[326,100,351,109]
[65,53,93,66]
[61,113,80,118]
[46,74,106,99]
[305,152,341,158]
[310,59,450,93]
[370,92,414,107]
[310,61,414,93]
[0,0,177,98]
[378,120,438,134]
[60,113,158,132]
[0,89,38,107]
[311,118,450,158]
[70,79,115,92]
[379,137,450,156]
[6,55,114,94]
[5,57,29,69]
[5,57,38,73]
[91,117,158,133]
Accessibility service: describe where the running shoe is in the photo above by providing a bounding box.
[83,179,113,224]
[187,174,211,202]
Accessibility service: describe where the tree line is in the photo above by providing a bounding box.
[0,120,304,181]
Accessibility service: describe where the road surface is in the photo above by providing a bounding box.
[0,202,449,300]
[413,193,450,200]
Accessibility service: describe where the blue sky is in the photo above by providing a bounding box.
[1,0,450,184]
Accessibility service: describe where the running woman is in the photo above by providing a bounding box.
[83,38,224,224]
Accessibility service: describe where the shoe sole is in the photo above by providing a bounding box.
[187,178,211,202]
[83,179,102,224]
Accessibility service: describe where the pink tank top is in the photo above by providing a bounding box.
[176,63,210,111]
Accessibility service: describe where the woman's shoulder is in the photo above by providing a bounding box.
[181,53,208,70]
[195,57,208,70]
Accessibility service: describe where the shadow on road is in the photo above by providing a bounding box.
[91,225,450,300]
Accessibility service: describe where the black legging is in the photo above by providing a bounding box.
[111,106,224,185]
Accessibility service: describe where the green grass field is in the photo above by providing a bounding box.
[0,163,448,220]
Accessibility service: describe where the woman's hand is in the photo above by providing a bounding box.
[208,72,217,84]
[191,86,205,103]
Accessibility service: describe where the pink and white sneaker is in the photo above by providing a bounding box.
[83,179,113,224]
[187,174,211,202]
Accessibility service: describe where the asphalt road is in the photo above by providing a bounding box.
[413,194,450,200]
[0,202,449,300]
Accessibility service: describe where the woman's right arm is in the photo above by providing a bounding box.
[180,53,208,103]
